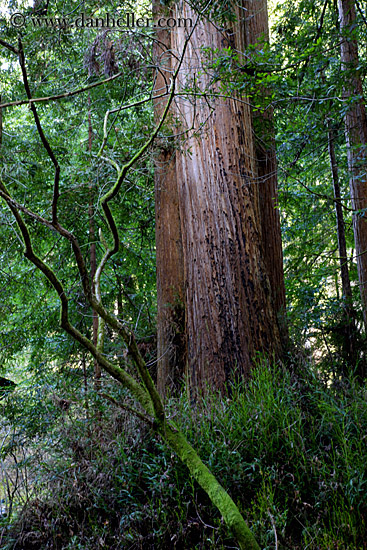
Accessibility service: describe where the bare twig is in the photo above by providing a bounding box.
[100,393,154,426]
[0,38,19,55]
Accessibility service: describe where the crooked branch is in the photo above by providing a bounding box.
[18,39,60,225]
[0,179,154,416]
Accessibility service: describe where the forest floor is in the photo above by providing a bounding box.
[0,362,365,549]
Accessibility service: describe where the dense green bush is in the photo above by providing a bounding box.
[1,362,366,549]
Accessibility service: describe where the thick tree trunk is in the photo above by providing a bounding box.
[338,0,367,331]
[171,1,281,391]
[245,0,287,342]
[153,3,187,397]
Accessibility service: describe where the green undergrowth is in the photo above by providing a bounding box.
[1,362,367,549]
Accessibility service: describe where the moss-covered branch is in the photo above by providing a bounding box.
[91,15,199,418]
[161,422,260,550]
[0,178,260,549]
[0,180,154,417]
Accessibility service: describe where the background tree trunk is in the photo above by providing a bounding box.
[338,0,367,332]
[328,123,354,306]
[328,121,360,370]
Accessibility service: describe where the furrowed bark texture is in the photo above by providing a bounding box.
[171,1,281,391]
[245,0,287,340]
[153,1,187,396]
[338,0,367,331]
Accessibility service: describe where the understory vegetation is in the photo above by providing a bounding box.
[0,362,366,549]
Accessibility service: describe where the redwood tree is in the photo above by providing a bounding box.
[338,0,367,334]
[156,0,285,392]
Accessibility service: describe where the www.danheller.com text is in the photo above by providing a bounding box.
[9,12,193,29]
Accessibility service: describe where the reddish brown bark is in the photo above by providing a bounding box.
[171,2,281,391]
[338,0,367,331]
[153,2,187,396]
